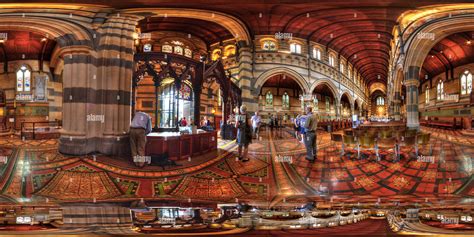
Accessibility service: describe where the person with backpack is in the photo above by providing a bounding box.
[294,114,301,139]
[235,105,252,162]
[299,113,308,143]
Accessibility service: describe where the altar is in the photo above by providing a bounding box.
[145,130,218,161]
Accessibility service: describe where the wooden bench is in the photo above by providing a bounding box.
[422,117,462,130]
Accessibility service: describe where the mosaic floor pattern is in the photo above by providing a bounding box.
[0,127,472,206]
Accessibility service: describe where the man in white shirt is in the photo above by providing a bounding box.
[250,111,261,138]
[130,111,152,167]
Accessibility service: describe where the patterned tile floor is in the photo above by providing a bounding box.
[0,126,472,206]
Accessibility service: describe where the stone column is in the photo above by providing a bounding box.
[59,48,96,155]
[388,100,394,118]
[393,92,401,121]
[405,66,420,129]
[335,101,341,119]
[236,41,255,113]
[96,15,138,156]
[350,103,354,117]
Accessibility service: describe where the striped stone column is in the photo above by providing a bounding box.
[59,15,138,156]
[236,41,256,113]
[405,66,420,129]
[393,92,401,121]
[59,48,97,155]
[96,15,138,156]
[335,101,341,119]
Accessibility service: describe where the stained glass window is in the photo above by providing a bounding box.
[143,44,152,52]
[290,43,301,54]
[224,45,236,57]
[162,44,172,53]
[265,91,273,106]
[461,70,472,95]
[437,80,444,100]
[211,49,221,61]
[174,46,183,55]
[262,41,276,51]
[16,65,31,92]
[425,86,430,104]
[312,47,321,60]
[179,83,192,101]
[376,97,384,105]
[329,55,335,67]
[184,48,192,58]
[282,92,289,108]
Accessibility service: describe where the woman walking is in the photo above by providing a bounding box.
[235,105,252,162]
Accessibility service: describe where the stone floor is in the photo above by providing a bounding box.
[0,126,472,206]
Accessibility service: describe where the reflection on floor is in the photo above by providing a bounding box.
[0,127,472,206]
[0,127,473,235]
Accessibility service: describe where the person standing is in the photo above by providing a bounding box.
[294,114,301,139]
[130,111,152,167]
[250,111,261,139]
[275,115,280,137]
[236,105,252,162]
[303,107,318,162]
[181,117,187,126]
[299,113,308,143]
[200,116,207,127]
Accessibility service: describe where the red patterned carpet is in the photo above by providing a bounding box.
[0,127,472,206]
[238,219,394,236]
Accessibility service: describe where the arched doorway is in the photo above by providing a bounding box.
[340,93,352,119]
[312,83,337,120]
[258,73,304,126]
[370,90,386,118]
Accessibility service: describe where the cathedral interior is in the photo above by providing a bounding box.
[0,0,473,236]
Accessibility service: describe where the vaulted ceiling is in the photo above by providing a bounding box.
[11,0,473,86]
[420,31,474,81]
[137,17,234,47]
[0,31,56,62]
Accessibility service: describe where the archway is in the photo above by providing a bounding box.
[340,93,352,119]
[121,8,251,45]
[0,21,94,154]
[369,90,386,118]
[0,31,61,135]
[258,73,305,125]
[309,79,339,99]
[396,12,474,128]
[255,67,310,95]
[0,5,137,156]
[415,31,474,130]
[312,82,337,120]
